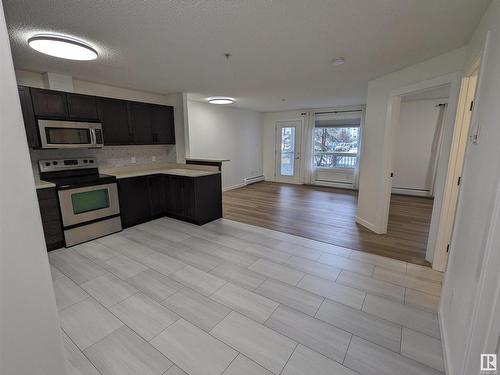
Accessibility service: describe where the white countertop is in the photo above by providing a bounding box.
[107,167,220,179]
[34,178,56,189]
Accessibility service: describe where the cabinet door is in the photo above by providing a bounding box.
[98,98,133,145]
[151,105,175,144]
[18,86,40,148]
[148,175,166,217]
[166,176,194,220]
[31,88,68,118]
[129,102,153,144]
[118,177,152,228]
[37,188,64,250]
[67,93,99,120]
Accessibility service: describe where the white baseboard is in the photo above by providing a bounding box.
[392,187,433,197]
[355,215,386,234]
[245,175,265,185]
[438,309,452,375]
[314,180,357,190]
[223,182,245,192]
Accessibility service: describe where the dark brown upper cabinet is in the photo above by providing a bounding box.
[67,93,99,121]
[97,98,134,145]
[151,104,175,144]
[128,101,153,144]
[18,86,40,148]
[31,88,68,118]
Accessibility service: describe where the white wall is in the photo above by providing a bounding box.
[186,100,263,190]
[357,47,466,233]
[392,99,446,196]
[0,3,66,374]
[440,1,500,373]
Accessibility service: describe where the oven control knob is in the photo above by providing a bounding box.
[53,161,58,165]
[45,162,50,166]
[83,159,88,163]
[89,160,94,163]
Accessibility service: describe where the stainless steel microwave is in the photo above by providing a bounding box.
[38,119,104,149]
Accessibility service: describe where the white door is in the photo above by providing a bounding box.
[275,120,303,184]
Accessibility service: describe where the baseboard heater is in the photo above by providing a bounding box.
[245,175,265,185]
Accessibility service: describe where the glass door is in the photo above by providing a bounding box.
[275,120,302,183]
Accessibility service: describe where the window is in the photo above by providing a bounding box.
[313,125,360,169]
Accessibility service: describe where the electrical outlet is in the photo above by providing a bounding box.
[152,155,156,162]
[131,157,136,164]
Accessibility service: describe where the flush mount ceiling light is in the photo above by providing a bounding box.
[28,34,98,60]
[207,97,235,105]
[332,57,346,66]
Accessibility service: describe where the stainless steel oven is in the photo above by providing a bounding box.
[39,158,122,247]
[38,120,104,149]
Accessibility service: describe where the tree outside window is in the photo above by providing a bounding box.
[313,127,359,168]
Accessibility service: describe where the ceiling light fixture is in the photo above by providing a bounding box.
[28,34,98,60]
[332,57,346,66]
[207,97,235,105]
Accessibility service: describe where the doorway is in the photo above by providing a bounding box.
[275,120,303,184]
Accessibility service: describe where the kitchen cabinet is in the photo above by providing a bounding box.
[98,98,133,145]
[129,102,153,144]
[31,88,68,118]
[37,188,64,251]
[18,86,175,148]
[67,93,99,120]
[118,173,222,228]
[151,104,175,144]
[117,176,152,228]
[18,86,40,148]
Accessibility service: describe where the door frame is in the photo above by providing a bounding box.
[274,119,304,184]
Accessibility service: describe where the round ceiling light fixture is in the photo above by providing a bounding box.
[207,97,235,105]
[28,34,98,60]
[332,57,346,66]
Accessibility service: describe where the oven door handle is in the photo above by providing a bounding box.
[90,128,97,146]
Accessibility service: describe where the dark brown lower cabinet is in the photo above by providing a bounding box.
[36,188,64,251]
[118,173,222,228]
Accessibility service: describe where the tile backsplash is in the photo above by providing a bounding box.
[30,144,177,177]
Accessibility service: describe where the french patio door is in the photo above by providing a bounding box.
[275,120,303,184]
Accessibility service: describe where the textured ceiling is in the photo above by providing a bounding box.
[4,0,491,112]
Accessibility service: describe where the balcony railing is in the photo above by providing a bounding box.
[313,152,358,169]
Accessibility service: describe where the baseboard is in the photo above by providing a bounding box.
[313,180,357,190]
[223,182,245,192]
[438,309,452,375]
[391,187,433,197]
[355,215,386,234]
[245,175,265,185]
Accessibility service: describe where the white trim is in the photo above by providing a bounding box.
[355,215,385,234]
[438,310,453,375]
[314,180,356,190]
[244,175,265,185]
[223,182,245,192]
[391,188,432,197]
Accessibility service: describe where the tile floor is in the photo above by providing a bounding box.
[50,217,445,375]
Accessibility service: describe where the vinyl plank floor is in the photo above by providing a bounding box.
[265,305,351,363]
[337,270,405,302]
[169,248,225,272]
[74,241,120,263]
[223,354,273,375]
[273,241,322,261]
[316,253,375,276]
[109,293,179,341]
[349,251,407,272]
[102,255,148,280]
[80,274,137,308]
[242,244,291,264]
[162,287,231,332]
[211,312,297,374]
[211,262,266,290]
[344,336,442,375]
[254,279,324,316]
[404,289,440,313]
[316,299,402,352]
[126,269,183,302]
[139,252,187,276]
[282,344,358,375]
[401,328,445,372]
[372,267,442,297]
[84,326,172,375]
[211,283,278,323]
[60,298,123,350]
[170,265,226,296]
[297,275,365,309]
[62,332,101,375]
[53,276,89,311]
[248,259,304,285]
[97,233,156,261]
[49,250,106,285]
[151,319,238,375]
[164,366,189,375]
[285,256,341,281]
[363,294,441,339]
